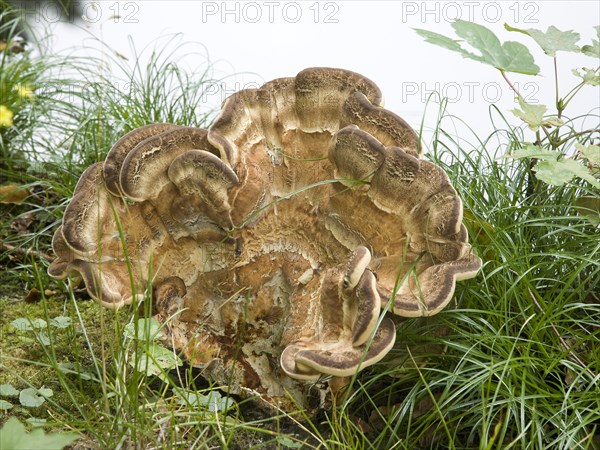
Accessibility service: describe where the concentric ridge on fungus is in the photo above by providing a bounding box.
[49,67,482,410]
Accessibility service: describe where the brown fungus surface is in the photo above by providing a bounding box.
[49,67,482,410]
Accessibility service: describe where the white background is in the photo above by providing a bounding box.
[24,0,600,145]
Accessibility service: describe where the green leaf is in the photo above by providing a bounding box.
[580,44,598,57]
[413,29,467,55]
[131,344,182,376]
[0,399,13,410]
[11,317,47,331]
[572,68,600,86]
[57,362,97,382]
[576,143,600,165]
[38,387,53,398]
[511,98,563,131]
[37,330,51,346]
[10,317,33,331]
[505,144,600,187]
[176,389,233,412]
[452,20,539,74]
[502,23,529,36]
[581,26,600,58]
[505,144,556,160]
[276,436,304,448]
[498,41,541,74]
[505,24,580,56]
[416,20,539,75]
[124,318,163,342]
[528,26,580,56]
[0,383,20,397]
[26,418,47,428]
[453,20,504,65]
[0,417,79,450]
[31,318,47,328]
[19,387,47,408]
[49,316,72,329]
[534,158,600,187]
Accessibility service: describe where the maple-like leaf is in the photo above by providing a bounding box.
[572,68,600,86]
[415,20,539,75]
[505,144,600,187]
[576,143,600,166]
[511,98,563,131]
[505,24,580,57]
[581,26,600,58]
[533,158,599,187]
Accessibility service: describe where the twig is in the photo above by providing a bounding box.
[527,288,596,379]
[1,242,53,262]
[554,128,600,148]
[500,70,521,99]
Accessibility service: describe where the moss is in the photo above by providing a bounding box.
[0,291,120,423]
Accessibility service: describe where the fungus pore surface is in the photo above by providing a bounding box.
[49,67,482,410]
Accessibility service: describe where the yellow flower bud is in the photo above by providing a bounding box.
[0,105,14,128]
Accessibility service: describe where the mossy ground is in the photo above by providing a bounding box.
[1,289,112,421]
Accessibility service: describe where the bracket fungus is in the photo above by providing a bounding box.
[49,67,481,410]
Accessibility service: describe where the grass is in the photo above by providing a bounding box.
[1,9,599,450]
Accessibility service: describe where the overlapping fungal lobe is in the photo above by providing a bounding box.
[52,126,234,308]
[49,67,482,410]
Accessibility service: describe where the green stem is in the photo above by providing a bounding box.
[554,57,561,118]
[554,128,600,148]
[561,81,586,111]
[500,69,521,100]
